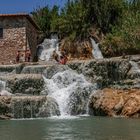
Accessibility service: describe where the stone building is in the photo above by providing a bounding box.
[0,14,40,64]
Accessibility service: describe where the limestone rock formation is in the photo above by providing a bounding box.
[0,64,24,75]
[0,74,44,95]
[68,85,95,115]
[0,96,59,119]
[89,89,140,118]
[21,65,47,74]
[68,58,131,87]
[0,56,140,119]
[43,64,69,79]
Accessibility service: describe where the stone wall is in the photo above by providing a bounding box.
[0,16,38,64]
[26,19,38,61]
[0,17,26,64]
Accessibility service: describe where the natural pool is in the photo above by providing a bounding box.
[0,116,139,140]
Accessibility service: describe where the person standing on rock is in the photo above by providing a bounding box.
[16,51,20,63]
[25,50,31,62]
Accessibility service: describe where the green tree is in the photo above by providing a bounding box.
[32,5,59,37]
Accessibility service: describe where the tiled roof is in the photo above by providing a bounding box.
[0,13,40,30]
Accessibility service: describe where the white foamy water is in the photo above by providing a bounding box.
[0,80,12,96]
[48,115,80,120]
[0,80,6,91]
[37,38,60,61]
[0,90,12,96]
[90,38,103,59]
[43,70,95,116]
[130,61,140,73]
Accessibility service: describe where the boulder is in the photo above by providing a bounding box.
[89,88,140,118]
[37,96,60,117]
[68,84,95,115]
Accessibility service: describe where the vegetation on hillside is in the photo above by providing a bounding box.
[32,0,140,58]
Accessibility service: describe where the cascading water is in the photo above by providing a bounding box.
[43,69,96,117]
[37,35,60,61]
[90,38,103,59]
[0,80,12,96]
[129,61,140,73]
[0,80,6,91]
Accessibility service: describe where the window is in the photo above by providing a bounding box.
[0,28,3,38]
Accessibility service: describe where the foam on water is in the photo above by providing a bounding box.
[130,61,140,73]
[43,69,95,117]
[0,80,13,96]
[0,80,6,91]
[48,115,80,120]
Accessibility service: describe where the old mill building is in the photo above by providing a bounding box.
[0,13,40,64]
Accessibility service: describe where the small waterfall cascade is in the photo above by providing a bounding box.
[37,34,60,61]
[11,96,60,119]
[0,80,6,91]
[0,80,12,96]
[43,69,96,116]
[130,61,140,73]
[90,38,103,59]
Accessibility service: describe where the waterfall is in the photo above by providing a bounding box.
[37,35,60,61]
[0,80,12,96]
[0,80,6,91]
[43,69,96,116]
[30,101,33,118]
[130,61,140,73]
[90,38,103,59]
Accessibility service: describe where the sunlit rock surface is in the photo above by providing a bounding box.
[89,88,140,118]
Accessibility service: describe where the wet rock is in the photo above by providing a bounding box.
[89,88,140,118]
[68,58,131,87]
[0,64,24,75]
[0,115,11,120]
[0,74,44,95]
[0,96,11,119]
[0,95,59,119]
[43,64,69,79]
[37,96,60,117]
[21,65,47,74]
[68,84,95,115]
